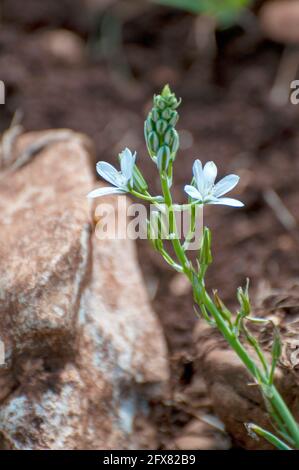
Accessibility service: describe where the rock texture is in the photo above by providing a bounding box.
[260,1,299,44]
[194,283,299,450]
[0,129,169,449]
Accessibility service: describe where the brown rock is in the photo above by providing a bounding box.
[259,1,299,44]
[171,418,231,450]
[194,284,299,449]
[0,130,169,449]
[37,29,86,66]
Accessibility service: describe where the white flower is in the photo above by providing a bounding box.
[184,159,244,207]
[87,148,136,198]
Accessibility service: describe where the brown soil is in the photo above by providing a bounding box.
[1,0,299,448]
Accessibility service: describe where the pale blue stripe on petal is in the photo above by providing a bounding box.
[203,161,217,186]
[193,160,204,193]
[209,197,244,207]
[87,187,126,198]
[120,148,136,181]
[214,174,240,197]
[96,162,120,186]
[184,185,203,201]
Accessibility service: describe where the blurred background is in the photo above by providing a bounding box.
[1,0,299,448]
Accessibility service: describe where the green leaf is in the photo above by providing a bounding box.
[199,227,212,267]
[272,327,282,363]
[153,0,252,27]
[245,423,293,450]
[153,0,205,14]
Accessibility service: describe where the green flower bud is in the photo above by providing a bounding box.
[199,227,212,266]
[168,110,179,127]
[157,145,171,173]
[145,116,154,134]
[164,128,179,155]
[214,291,232,323]
[147,213,163,252]
[133,166,148,193]
[237,279,251,316]
[151,109,160,122]
[161,108,172,120]
[160,85,181,108]
[147,131,159,155]
[164,127,173,145]
[156,99,166,110]
[272,327,282,363]
[168,96,180,109]
[170,130,179,154]
[156,119,168,135]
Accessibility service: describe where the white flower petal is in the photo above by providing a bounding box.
[214,174,240,197]
[193,159,203,182]
[184,185,203,201]
[209,197,244,207]
[96,162,121,187]
[120,148,136,181]
[87,187,126,198]
[203,161,217,186]
[192,159,204,193]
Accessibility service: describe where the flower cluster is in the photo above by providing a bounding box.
[88,85,243,208]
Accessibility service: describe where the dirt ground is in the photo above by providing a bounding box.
[1,0,299,448]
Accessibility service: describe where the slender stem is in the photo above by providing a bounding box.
[269,359,277,386]
[241,321,269,375]
[160,173,191,277]
[130,189,162,203]
[271,389,299,448]
[160,248,183,272]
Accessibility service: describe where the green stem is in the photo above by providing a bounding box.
[130,189,163,203]
[160,173,191,277]
[269,359,277,386]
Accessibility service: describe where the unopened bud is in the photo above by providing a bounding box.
[164,127,173,145]
[133,166,148,193]
[161,108,172,120]
[145,116,154,134]
[157,145,171,173]
[156,119,168,135]
[214,291,232,323]
[237,284,251,316]
[147,212,164,252]
[170,129,179,154]
[199,227,212,266]
[146,131,159,155]
[151,109,160,122]
[168,110,179,127]
[164,128,180,155]
[272,327,282,362]
[156,97,166,110]
[169,96,180,109]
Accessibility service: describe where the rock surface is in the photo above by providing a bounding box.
[0,129,169,449]
[194,283,299,450]
[259,1,299,44]
[37,29,86,66]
